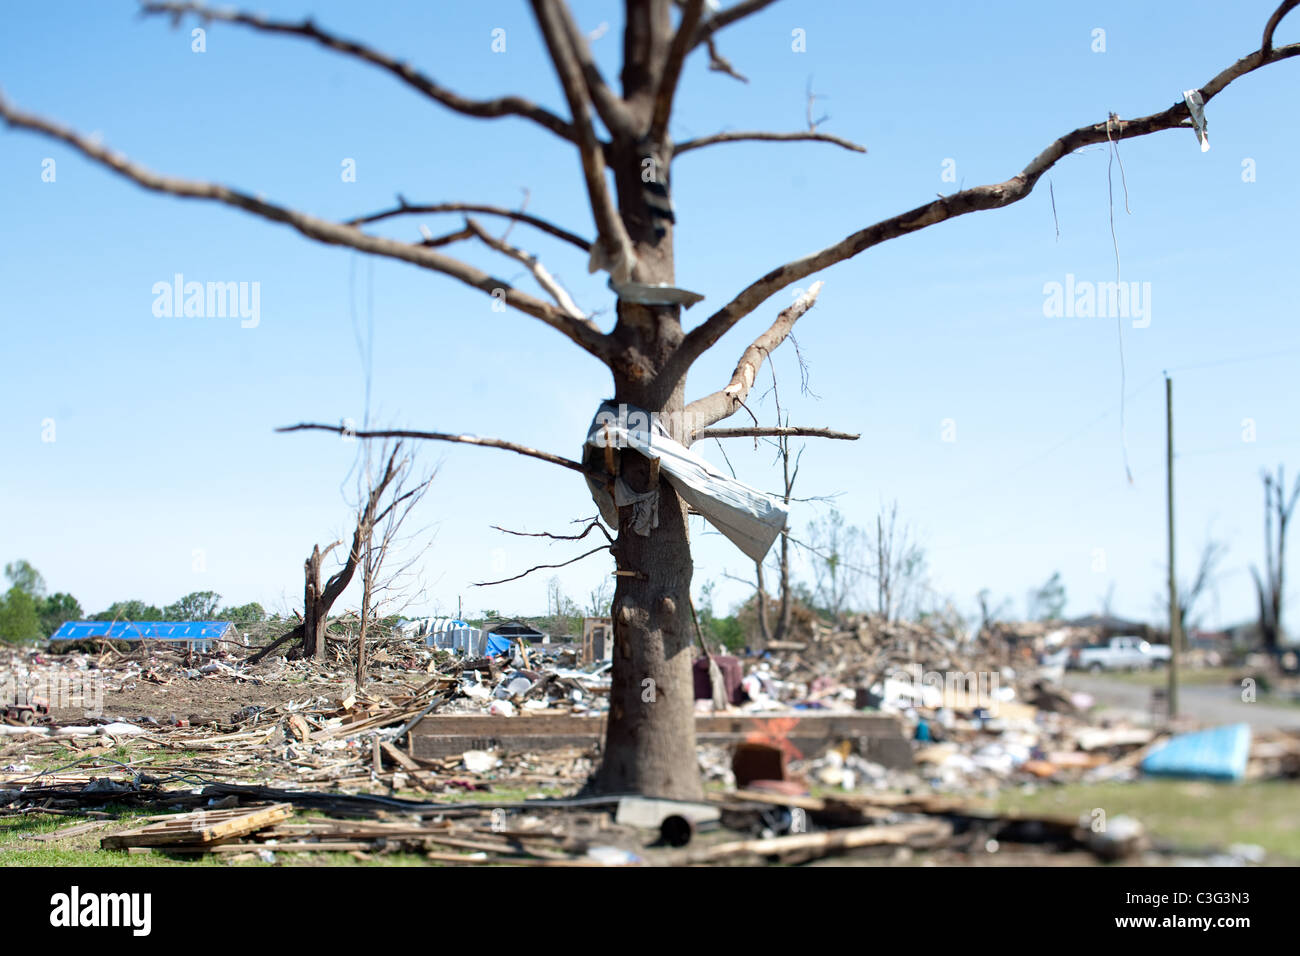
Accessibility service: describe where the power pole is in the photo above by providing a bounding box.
[1166,374,1180,719]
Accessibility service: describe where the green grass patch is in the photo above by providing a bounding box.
[991,779,1300,861]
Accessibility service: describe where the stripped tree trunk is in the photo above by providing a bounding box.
[304,544,328,660]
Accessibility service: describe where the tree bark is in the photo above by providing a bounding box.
[597,441,701,798]
[304,544,328,659]
[590,113,703,798]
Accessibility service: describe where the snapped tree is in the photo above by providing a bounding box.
[247,444,424,665]
[5,0,1299,797]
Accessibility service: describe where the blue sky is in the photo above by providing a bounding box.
[2,1,1297,632]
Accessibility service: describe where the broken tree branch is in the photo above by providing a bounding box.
[416,224,475,248]
[491,518,615,546]
[652,0,706,141]
[276,422,590,476]
[246,624,304,664]
[668,14,1300,379]
[682,281,823,430]
[531,0,637,282]
[465,218,586,319]
[674,129,866,156]
[473,544,610,587]
[139,2,578,142]
[693,426,859,441]
[0,95,613,360]
[691,0,782,49]
[345,200,592,252]
[550,0,636,136]
[704,37,749,83]
[1264,0,1300,53]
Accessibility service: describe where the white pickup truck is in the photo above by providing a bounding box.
[1072,636,1171,672]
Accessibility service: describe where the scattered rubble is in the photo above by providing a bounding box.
[2,613,1297,866]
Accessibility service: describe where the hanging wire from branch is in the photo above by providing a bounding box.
[1048,178,1060,242]
[1106,112,1134,484]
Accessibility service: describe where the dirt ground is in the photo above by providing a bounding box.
[27,639,432,727]
[50,676,370,726]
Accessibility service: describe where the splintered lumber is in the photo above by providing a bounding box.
[410,712,908,762]
[379,741,438,791]
[682,819,952,864]
[207,841,373,854]
[101,803,293,849]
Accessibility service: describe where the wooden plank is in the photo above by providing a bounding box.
[380,740,422,773]
[208,841,372,854]
[681,819,951,864]
[102,803,293,849]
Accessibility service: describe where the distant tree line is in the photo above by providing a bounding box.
[0,559,267,644]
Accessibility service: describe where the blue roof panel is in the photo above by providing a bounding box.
[50,621,234,641]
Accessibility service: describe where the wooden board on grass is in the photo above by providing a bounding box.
[101,803,293,849]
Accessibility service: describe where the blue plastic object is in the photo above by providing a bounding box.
[1141,723,1252,781]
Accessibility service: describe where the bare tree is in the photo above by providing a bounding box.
[870,500,926,623]
[1027,571,1068,623]
[587,576,614,618]
[720,365,832,646]
[976,588,1011,637]
[1097,581,1118,620]
[806,508,866,620]
[355,442,434,688]
[247,444,414,664]
[1165,538,1227,638]
[1252,466,1299,652]
[5,0,1299,798]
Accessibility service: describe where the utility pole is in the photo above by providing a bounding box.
[1166,374,1180,719]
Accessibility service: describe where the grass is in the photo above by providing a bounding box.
[0,809,463,867]
[0,805,235,867]
[0,781,576,867]
[431,783,570,804]
[990,779,1300,861]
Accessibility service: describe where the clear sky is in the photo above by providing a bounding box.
[2,1,1297,632]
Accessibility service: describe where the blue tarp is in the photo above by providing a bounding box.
[485,633,515,657]
[1141,723,1252,781]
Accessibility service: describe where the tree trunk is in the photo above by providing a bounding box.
[590,127,703,798]
[596,443,701,798]
[593,303,701,798]
[357,541,373,688]
[1275,497,1288,652]
[303,545,327,659]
